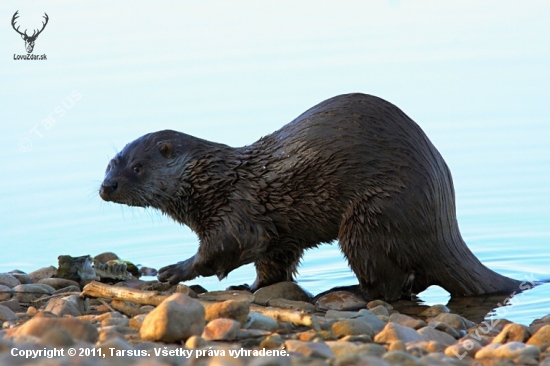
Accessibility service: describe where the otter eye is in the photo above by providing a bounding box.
[133,164,143,174]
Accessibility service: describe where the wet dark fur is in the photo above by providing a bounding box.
[100,93,520,301]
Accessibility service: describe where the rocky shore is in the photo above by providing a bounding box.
[1,259,549,366]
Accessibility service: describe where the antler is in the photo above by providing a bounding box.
[11,10,26,37]
[11,11,49,39]
[31,13,49,39]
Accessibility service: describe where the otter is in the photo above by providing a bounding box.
[99,93,520,301]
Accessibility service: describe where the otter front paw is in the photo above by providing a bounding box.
[158,258,197,285]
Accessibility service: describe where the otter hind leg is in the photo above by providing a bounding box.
[338,196,422,301]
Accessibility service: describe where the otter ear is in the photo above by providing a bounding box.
[158,142,173,158]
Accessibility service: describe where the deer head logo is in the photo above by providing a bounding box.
[12,11,49,54]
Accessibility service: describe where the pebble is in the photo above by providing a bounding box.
[205,299,250,326]
[389,313,427,329]
[0,274,20,289]
[0,285,11,301]
[38,277,81,290]
[492,323,531,343]
[334,354,391,366]
[284,339,334,359]
[203,318,241,341]
[417,326,457,345]
[140,293,205,342]
[7,316,98,342]
[429,321,461,339]
[40,328,75,347]
[445,338,483,359]
[12,283,55,302]
[382,350,421,365]
[428,313,475,333]
[314,291,367,311]
[367,299,393,311]
[0,305,18,322]
[374,322,426,344]
[44,298,82,317]
[245,312,280,332]
[253,281,311,305]
[325,308,386,333]
[331,319,375,338]
[2,264,550,366]
[369,304,390,317]
[419,304,450,317]
[27,266,57,283]
[526,324,550,347]
[185,334,207,348]
[476,341,540,360]
[0,299,21,313]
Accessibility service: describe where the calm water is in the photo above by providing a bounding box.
[1,1,549,325]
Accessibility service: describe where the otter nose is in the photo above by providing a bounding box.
[99,180,118,200]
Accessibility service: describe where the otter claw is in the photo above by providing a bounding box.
[158,259,197,284]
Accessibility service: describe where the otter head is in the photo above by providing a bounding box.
[99,130,192,210]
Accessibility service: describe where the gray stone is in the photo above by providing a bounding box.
[421,352,469,366]
[369,305,389,317]
[7,316,98,343]
[40,328,75,347]
[419,304,450,317]
[334,354,390,366]
[331,319,375,338]
[374,322,426,344]
[0,285,11,301]
[428,313,475,333]
[9,272,31,285]
[27,266,57,283]
[428,321,460,339]
[367,300,393,311]
[284,339,334,359]
[12,284,54,302]
[315,291,367,311]
[53,285,81,295]
[326,308,386,333]
[205,299,249,326]
[0,299,21,312]
[475,341,540,360]
[326,341,386,358]
[38,278,80,290]
[44,298,81,317]
[246,312,279,332]
[417,326,457,346]
[0,305,18,321]
[185,335,207,349]
[389,313,426,329]
[445,338,482,359]
[253,281,310,305]
[382,350,420,365]
[0,273,20,288]
[249,356,291,366]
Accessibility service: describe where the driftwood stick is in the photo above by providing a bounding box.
[250,304,321,331]
[81,281,169,306]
